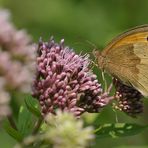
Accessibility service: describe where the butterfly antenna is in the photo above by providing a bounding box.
[85,40,98,49]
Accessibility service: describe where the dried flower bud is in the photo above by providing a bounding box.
[113,78,143,117]
[32,38,113,117]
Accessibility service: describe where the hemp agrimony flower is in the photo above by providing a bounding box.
[113,78,143,117]
[32,38,113,117]
[0,9,35,121]
[43,110,94,148]
[15,110,94,148]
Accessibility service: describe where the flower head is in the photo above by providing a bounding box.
[32,38,112,117]
[0,9,35,121]
[113,78,143,117]
[43,110,94,148]
[15,110,95,148]
[0,78,11,122]
[0,9,35,92]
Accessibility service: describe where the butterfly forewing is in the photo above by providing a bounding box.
[101,25,148,96]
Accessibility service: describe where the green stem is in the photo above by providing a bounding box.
[7,115,17,130]
[32,117,43,135]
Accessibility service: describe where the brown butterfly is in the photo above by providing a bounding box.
[95,25,148,97]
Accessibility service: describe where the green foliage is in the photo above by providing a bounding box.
[17,105,34,137]
[25,95,41,118]
[4,121,23,142]
[95,123,148,139]
[4,97,41,144]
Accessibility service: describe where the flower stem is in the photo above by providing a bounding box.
[7,115,17,130]
[32,117,43,135]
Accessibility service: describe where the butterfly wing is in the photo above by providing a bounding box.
[131,42,148,96]
[102,25,148,96]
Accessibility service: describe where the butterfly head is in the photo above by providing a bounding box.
[93,49,106,71]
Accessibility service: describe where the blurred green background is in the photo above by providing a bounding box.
[0,0,148,148]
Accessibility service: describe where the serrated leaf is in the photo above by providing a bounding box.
[94,123,148,138]
[25,95,41,118]
[17,105,33,137]
[4,121,23,142]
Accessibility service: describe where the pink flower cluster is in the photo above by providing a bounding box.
[0,9,35,121]
[32,38,113,117]
[113,78,143,117]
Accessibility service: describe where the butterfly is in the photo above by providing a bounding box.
[95,25,148,97]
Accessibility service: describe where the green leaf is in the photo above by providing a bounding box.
[17,105,33,137]
[25,95,41,118]
[4,121,23,142]
[94,123,148,138]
